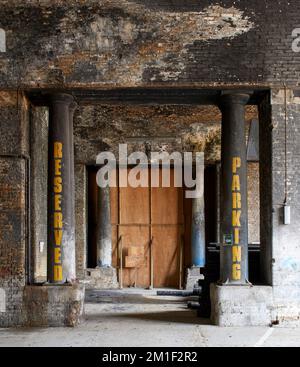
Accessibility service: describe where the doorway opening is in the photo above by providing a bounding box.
[88,165,194,289]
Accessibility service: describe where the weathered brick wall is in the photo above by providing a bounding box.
[268,89,300,323]
[0,92,29,155]
[0,91,29,327]
[30,106,48,282]
[0,0,299,88]
[74,104,257,163]
[0,0,299,326]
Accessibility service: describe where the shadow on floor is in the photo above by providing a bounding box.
[85,291,199,305]
[86,309,211,325]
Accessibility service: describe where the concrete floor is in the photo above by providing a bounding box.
[1,289,300,347]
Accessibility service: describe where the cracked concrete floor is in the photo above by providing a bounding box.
[1,289,300,347]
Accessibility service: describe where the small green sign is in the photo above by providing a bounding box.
[223,234,233,246]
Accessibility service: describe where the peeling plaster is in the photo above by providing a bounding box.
[72,2,255,83]
[5,1,255,86]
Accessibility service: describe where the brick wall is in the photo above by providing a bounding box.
[268,90,300,323]
[0,0,299,88]
[30,106,48,282]
[0,0,299,326]
[74,104,257,163]
[0,91,28,327]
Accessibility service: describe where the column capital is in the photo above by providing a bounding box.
[69,101,78,113]
[48,92,75,105]
[219,91,252,108]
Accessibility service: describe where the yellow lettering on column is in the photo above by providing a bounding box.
[232,263,241,281]
[54,247,61,264]
[231,157,242,282]
[232,246,242,262]
[54,212,63,229]
[54,265,63,282]
[52,141,63,282]
[54,177,62,193]
[234,228,240,244]
[54,194,62,211]
[54,229,62,246]
[232,210,241,227]
[232,192,242,209]
[232,157,241,174]
[232,175,241,191]
[54,159,62,176]
[54,142,63,158]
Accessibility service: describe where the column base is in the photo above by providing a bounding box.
[210,283,273,326]
[23,283,85,327]
[82,267,119,289]
[185,267,204,290]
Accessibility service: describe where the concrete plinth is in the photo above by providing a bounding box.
[23,284,85,327]
[82,267,119,289]
[185,267,204,290]
[210,283,273,327]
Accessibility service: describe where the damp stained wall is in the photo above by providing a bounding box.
[0,0,299,88]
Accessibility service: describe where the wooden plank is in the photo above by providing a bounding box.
[150,168,184,288]
[110,185,119,225]
[111,225,118,269]
[125,256,144,268]
[152,226,181,288]
[111,170,119,269]
[119,226,150,288]
[128,246,144,257]
[120,176,150,225]
[151,168,184,225]
[109,167,188,289]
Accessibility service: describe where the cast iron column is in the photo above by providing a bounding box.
[96,186,112,267]
[47,93,76,284]
[219,92,250,285]
[69,102,77,274]
[191,161,205,268]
